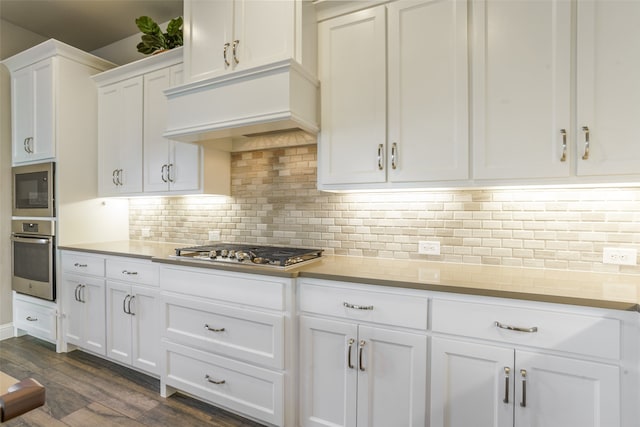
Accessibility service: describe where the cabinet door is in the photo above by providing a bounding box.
[98,77,143,195]
[11,59,55,164]
[233,0,294,72]
[184,0,233,82]
[83,278,107,355]
[356,325,427,427]
[430,337,513,427]
[299,316,358,427]
[143,68,172,193]
[388,0,469,183]
[106,281,132,365]
[318,6,387,186]
[472,0,571,180]
[130,285,160,374]
[515,351,620,427]
[62,275,85,347]
[576,0,640,177]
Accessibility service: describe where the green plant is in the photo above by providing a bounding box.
[135,16,183,54]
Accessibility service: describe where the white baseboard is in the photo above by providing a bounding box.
[0,323,14,341]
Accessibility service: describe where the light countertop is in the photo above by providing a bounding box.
[59,240,640,312]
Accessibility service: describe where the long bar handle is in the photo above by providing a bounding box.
[347,338,355,369]
[494,321,538,333]
[560,129,567,162]
[223,42,230,66]
[232,40,240,64]
[161,164,168,183]
[205,374,226,385]
[204,324,225,333]
[343,302,374,311]
[79,284,86,303]
[74,284,82,302]
[391,142,398,169]
[377,144,384,170]
[520,369,527,407]
[128,295,135,316]
[167,163,174,183]
[582,126,590,160]
[503,367,510,404]
[358,340,366,371]
[123,295,131,314]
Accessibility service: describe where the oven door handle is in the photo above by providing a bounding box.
[11,235,52,245]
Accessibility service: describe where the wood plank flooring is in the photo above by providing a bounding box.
[0,335,265,426]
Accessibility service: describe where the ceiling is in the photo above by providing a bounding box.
[0,0,183,60]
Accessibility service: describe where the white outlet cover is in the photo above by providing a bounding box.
[603,247,637,265]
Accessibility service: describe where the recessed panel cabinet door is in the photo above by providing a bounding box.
[388,0,469,183]
[472,0,571,180]
[576,0,640,177]
[318,6,387,185]
[131,285,160,374]
[106,281,132,365]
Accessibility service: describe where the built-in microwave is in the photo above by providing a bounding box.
[12,162,55,218]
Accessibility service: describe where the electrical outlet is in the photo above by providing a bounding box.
[208,230,221,241]
[603,247,637,265]
[418,240,440,255]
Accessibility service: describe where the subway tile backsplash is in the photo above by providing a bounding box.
[129,142,640,274]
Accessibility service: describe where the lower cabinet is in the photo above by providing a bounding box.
[430,337,620,427]
[299,316,427,427]
[13,292,58,343]
[62,273,106,355]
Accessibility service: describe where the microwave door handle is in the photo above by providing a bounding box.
[10,235,51,245]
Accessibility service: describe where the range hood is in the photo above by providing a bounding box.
[163,59,319,142]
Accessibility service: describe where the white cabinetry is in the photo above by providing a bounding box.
[12,292,57,343]
[159,264,295,427]
[61,252,106,355]
[93,48,230,196]
[576,0,640,177]
[105,257,160,375]
[9,59,54,164]
[430,297,626,427]
[298,278,428,427]
[184,0,312,83]
[318,0,468,189]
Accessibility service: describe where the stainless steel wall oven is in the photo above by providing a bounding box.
[11,220,55,301]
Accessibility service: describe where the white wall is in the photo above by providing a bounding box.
[0,64,12,331]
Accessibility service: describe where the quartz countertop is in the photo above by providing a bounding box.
[58,240,640,312]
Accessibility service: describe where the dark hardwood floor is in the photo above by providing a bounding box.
[0,335,265,426]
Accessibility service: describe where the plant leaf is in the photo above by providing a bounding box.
[135,16,161,36]
[166,17,183,36]
[136,41,156,54]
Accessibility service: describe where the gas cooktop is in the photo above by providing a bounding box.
[172,244,323,269]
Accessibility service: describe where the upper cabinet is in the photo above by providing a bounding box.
[471,0,571,181]
[3,40,115,166]
[93,48,230,197]
[318,0,469,190]
[184,0,304,83]
[575,0,640,178]
[163,0,319,142]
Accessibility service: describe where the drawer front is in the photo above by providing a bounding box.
[164,341,283,426]
[62,252,105,276]
[160,265,287,310]
[106,257,159,287]
[163,295,284,369]
[13,298,57,341]
[298,280,428,330]
[431,299,621,360]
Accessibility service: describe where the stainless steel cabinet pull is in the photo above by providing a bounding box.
[121,270,138,276]
[74,263,88,268]
[123,295,131,314]
[560,129,567,162]
[494,321,538,333]
[205,374,226,385]
[167,163,174,183]
[26,316,38,322]
[161,164,168,183]
[79,284,86,303]
[581,126,590,160]
[112,169,118,185]
[74,284,82,302]
[117,169,124,186]
[520,369,527,407]
[347,338,355,369]
[391,142,398,169]
[223,42,231,66]
[503,367,510,404]
[377,144,384,170]
[343,302,374,311]
[232,40,240,64]
[358,340,366,371]
[204,324,225,332]
[28,137,34,153]
[128,295,135,316]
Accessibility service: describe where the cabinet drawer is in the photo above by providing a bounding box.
[106,257,159,286]
[62,252,105,276]
[160,265,287,310]
[163,295,284,369]
[431,299,621,360]
[164,341,283,426]
[13,296,57,341]
[298,280,428,330]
